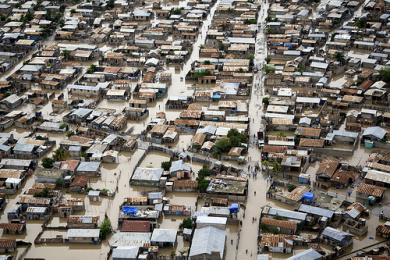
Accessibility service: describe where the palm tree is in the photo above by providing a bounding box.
[53,147,69,161]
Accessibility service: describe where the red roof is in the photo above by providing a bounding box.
[120,220,151,232]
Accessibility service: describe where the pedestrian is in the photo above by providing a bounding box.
[246,249,248,254]
[254,191,256,196]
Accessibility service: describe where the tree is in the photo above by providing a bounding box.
[21,11,34,24]
[214,137,232,154]
[198,166,211,180]
[180,217,193,229]
[334,52,346,64]
[262,160,282,174]
[34,188,51,198]
[53,147,70,161]
[355,18,367,29]
[227,129,247,147]
[56,178,65,188]
[100,217,112,240]
[62,50,70,60]
[197,166,211,193]
[161,160,172,171]
[247,54,255,61]
[262,97,270,107]
[245,19,257,25]
[87,64,97,74]
[198,179,210,193]
[42,157,55,169]
[192,69,210,79]
[59,123,68,130]
[106,0,115,9]
[170,7,183,15]
[287,184,296,192]
[379,67,390,83]
[264,65,275,74]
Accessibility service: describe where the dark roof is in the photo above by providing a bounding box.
[0,239,16,249]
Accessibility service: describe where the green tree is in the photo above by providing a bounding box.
[198,166,211,180]
[34,188,51,198]
[170,7,182,15]
[56,178,65,188]
[264,65,275,74]
[41,157,55,169]
[355,18,367,28]
[180,217,193,229]
[161,160,172,171]
[87,64,97,74]
[62,50,70,60]
[287,184,296,192]
[379,67,390,83]
[53,147,70,161]
[214,137,232,154]
[192,69,210,79]
[198,179,209,193]
[262,97,270,106]
[245,18,257,24]
[227,129,247,147]
[334,52,346,64]
[100,217,112,240]
[197,166,211,193]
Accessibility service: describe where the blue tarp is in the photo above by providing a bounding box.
[122,206,138,216]
[229,203,239,213]
[302,192,314,202]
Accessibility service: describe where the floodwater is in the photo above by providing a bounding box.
[0,0,386,260]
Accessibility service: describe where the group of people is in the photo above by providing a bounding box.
[248,162,261,179]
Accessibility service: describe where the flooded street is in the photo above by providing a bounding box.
[236,0,269,260]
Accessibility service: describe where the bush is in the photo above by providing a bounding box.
[245,18,257,25]
[41,157,55,169]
